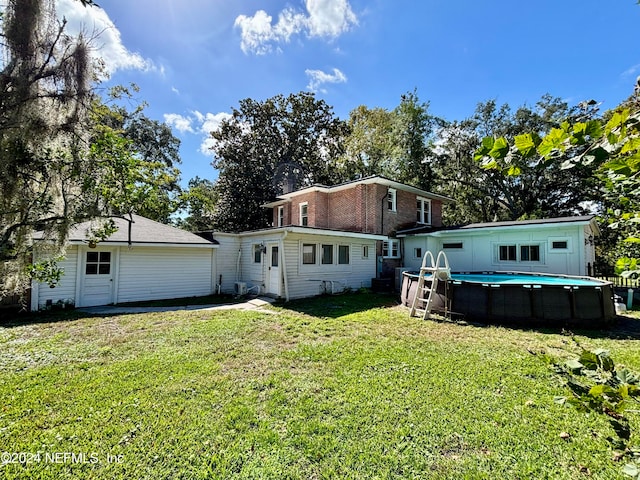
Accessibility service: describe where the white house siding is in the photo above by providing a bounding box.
[239,232,282,294]
[115,246,214,303]
[212,234,241,294]
[34,246,79,309]
[283,233,377,300]
[402,224,592,276]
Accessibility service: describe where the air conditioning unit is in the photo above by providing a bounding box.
[234,282,247,295]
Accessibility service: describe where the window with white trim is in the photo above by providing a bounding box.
[363,245,369,258]
[85,251,111,275]
[338,245,350,264]
[499,245,517,261]
[520,245,540,262]
[321,244,333,264]
[382,239,400,258]
[302,243,316,264]
[497,244,542,263]
[254,244,262,263]
[277,206,284,227]
[300,202,308,226]
[387,189,397,212]
[416,197,431,224]
[414,247,422,259]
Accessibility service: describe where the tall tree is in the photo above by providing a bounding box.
[340,90,439,189]
[391,90,439,190]
[0,0,183,297]
[176,176,218,232]
[0,0,94,295]
[436,95,600,224]
[89,87,183,223]
[209,92,348,232]
[475,82,640,270]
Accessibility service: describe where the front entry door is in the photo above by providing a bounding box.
[81,249,114,307]
[266,244,281,296]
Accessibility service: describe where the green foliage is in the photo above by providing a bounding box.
[26,256,65,288]
[87,91,183,223]
[340,90,440,190]
[551,344,640,477]
[474,84,640,261]
[616,257,640,275]
[0,0,94,297]
[438,95,598,223]
[210,92,348,232]
[0,1,183,298]
[176,177,218,232]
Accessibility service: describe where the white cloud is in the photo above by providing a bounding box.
[56,0,155,75]
[306,0,357,38]
[305,67,347,92]
[164,111,233,157]
[235,0,357,55]
[164,113,194,134]
[622,63,640,78]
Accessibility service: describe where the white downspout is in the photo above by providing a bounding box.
[236,247,242,283]
[280,231,289,301]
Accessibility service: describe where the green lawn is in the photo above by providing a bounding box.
[1,292,639,479]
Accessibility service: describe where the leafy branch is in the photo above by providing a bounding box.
[547,343,640,478]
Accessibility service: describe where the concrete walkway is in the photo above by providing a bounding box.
[78,297,276,315]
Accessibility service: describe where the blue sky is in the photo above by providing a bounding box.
[57,0,640,186]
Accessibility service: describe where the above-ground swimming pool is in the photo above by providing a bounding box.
[400,271,616,328]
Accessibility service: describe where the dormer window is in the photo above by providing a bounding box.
[300,202,308,226]
[417,197,431,224]
[387,189,397,212]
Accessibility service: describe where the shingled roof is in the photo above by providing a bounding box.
[36,215,216,247]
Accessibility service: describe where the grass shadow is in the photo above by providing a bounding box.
[1,308,88,329]
[277,291,399,318]
[427,311,640,341]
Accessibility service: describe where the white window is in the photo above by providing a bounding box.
[387,189,397,212]
[414,247,422,259]
[302,243,316,264]
[321,244,333,264]
[499,245,517,261]
[85,251,110,275]
[363,245,369,258]
[299,202,308,226]
[520,245,540,262]
[253,244,262,263]
[277,206,284,227]
[416,197,431,224]
[497,244,542,262]
[382,239,400,258]
[443,242,463,249]
[338,245,350,265]
[549,237,571,251]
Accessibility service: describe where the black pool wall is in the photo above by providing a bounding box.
[401,272,617,328]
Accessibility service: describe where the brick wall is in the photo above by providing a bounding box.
[327,185,363,232]
[270,183,444,232]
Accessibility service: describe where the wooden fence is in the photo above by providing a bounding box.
[594,275,639,289]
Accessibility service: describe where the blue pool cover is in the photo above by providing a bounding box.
[449,273,603,286]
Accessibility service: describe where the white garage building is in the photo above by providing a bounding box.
[31,215,218,310]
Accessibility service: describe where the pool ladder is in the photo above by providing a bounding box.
[409,250,451,320]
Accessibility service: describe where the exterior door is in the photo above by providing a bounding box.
[266,244,281,296]
[81,249,114,306]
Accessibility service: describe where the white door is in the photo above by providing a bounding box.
[266,244,281,296]
[81,249,114,306]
